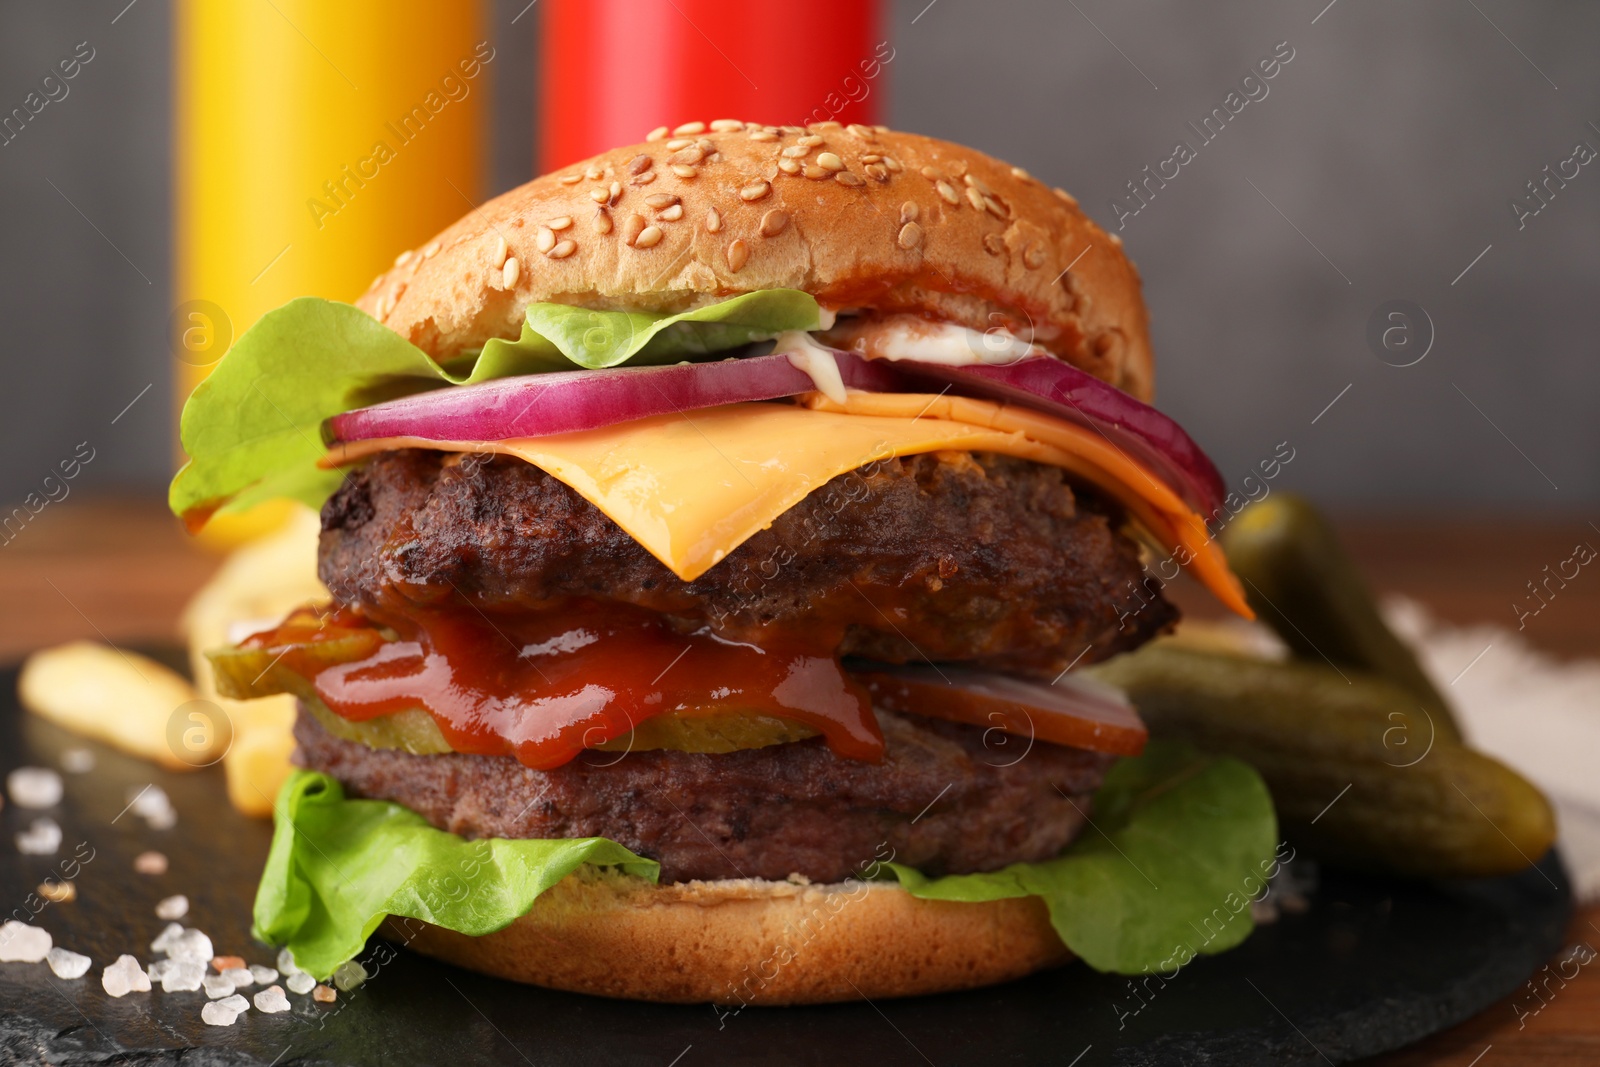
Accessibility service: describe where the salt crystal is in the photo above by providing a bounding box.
[7,767,63,808]
[0,921,52,962]
[16,817,62,855]
[46,947,90,979]
[133,851,168,875]
[150,922,184,955]
[332,959,367,992]
[128,785,176,830]
[203,974,235,999]
[276,947,302,974]
[201,995,248,1026]
[249,964,278,985]
[285,970,315,995]
[155,895,189,921]
[254,984,290,1013]
[37,880,75,903]
[60,748,95,774]
[168,929,213,963]
[161,959,205,992]
[222,966,254,988]
[312,984,337,1003]
[147,958,174,983]
[102,954,151,997]
[211,955,245,972]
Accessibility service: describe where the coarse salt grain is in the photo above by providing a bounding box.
[161,959,205,992]
[203,974,235,999]
[150,922,183,955]
[129,785,176,829]
[222,966,253,988]
[16,816,62,855]
[286,970,315,995]
[147,958,174,983]
[0,921,51,962]
[102,954,150,997]
[133,851,168,875]
[202,993,249,1026]
[332,959,368,991]
[212,955,245,972]
[168,929,214,963]
[249,964,278,985]
[46,947,90,979]
[254,984,290,1013]
[60,748,95,774]
[37,880,75,903]
[155,895,189,921]
[276,947,301,974]
[313,984,337,1003]
[7,767,63,808]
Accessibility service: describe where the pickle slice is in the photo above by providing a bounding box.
[593,712,820,753]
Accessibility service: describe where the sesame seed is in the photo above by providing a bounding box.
[535,226,555,254]
[1023,244,1047,269]
[860,154,882,164]
[590,188,610,203]
[965,186,985,211]
[936,181,960,205]
[502,257,520,287]
[964,174,992,195]
[920,166,941,181]
[802,165,829,180]
[1011,166,1032,181]
[726,239,749,272]
[646,126,669,141]
[585,165,603,180]
[759,209,789,237]
[644,193,680,209]
[628,154,654,174]
[670,146,705,165]
[710,119,744,132]
[897,222,923,250]
[780,144,810,159]
[1108,232,1123,246]
[777,158,801,175]
[1052,187,1078,206]
[634,225,663,248]
[816,121,842,130]
[657,203,684,221]
[984,196,1007,218]
[377,292,392,318]
[670,163,697,178]
[673,121,706,135]
[847,124,876,140]
[559,174,583,185]
[548,216,573,231]
[622,214,647,245]
[666,138,694,150]
[695,138,716,153]
[705,207,722,233]
[882,156,902,172]
[815,152,844,172]
[394,249,415,266]
[865,164,889,182]
[594,207,612,234]
[835,171,864,187]
[631,171,657,185]
[798,134,825,147]
[739,180,771,201]
[873,125,890,133]
[549,239,577,259]
[983,233,1005,255]
[900,201,919,223]
[492,235,508,267]
[749,130,778,142]
[422,241,441,258]
[609,181,622,201]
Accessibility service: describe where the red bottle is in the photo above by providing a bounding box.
[540,0,886,171]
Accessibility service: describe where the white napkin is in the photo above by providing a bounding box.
[1384,596,1600,903]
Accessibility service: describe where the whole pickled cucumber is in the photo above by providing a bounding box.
[1220,494,1461,741]
[1091,646,1554,878]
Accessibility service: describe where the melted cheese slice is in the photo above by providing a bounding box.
[325,397,1251,617]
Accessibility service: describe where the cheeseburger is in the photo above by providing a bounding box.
[174,122,1275,1005]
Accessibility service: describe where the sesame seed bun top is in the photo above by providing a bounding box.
[357,121,1155,401]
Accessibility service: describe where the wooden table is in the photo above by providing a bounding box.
[1,498,1596,1064]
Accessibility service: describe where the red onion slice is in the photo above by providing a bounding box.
[882,357,1226,518]
[326,350,901,444]
[853,662,1148,757]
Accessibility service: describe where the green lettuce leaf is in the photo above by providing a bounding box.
[886,742,1278,973]
[254,770,659,979]
[255,743,1274,979]
[168,291,821,523]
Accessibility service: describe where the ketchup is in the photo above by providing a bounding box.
[242,600,884,769]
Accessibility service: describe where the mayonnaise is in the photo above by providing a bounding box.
[777,330,849,403]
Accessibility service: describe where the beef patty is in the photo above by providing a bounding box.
[295,705,1112,884]
[319,447,1176,676]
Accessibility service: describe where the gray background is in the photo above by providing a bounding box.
[1,0,1595,511]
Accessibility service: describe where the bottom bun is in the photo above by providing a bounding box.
[382,868,1071,1004]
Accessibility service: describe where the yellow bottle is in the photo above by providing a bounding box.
[173,0,487,546]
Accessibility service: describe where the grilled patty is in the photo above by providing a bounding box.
[319,447,1176,676]
[294,705,1112,884]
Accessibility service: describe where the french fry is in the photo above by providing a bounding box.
[18,641,209,770]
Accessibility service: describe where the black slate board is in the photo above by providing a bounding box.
[0,660,1572,1066]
